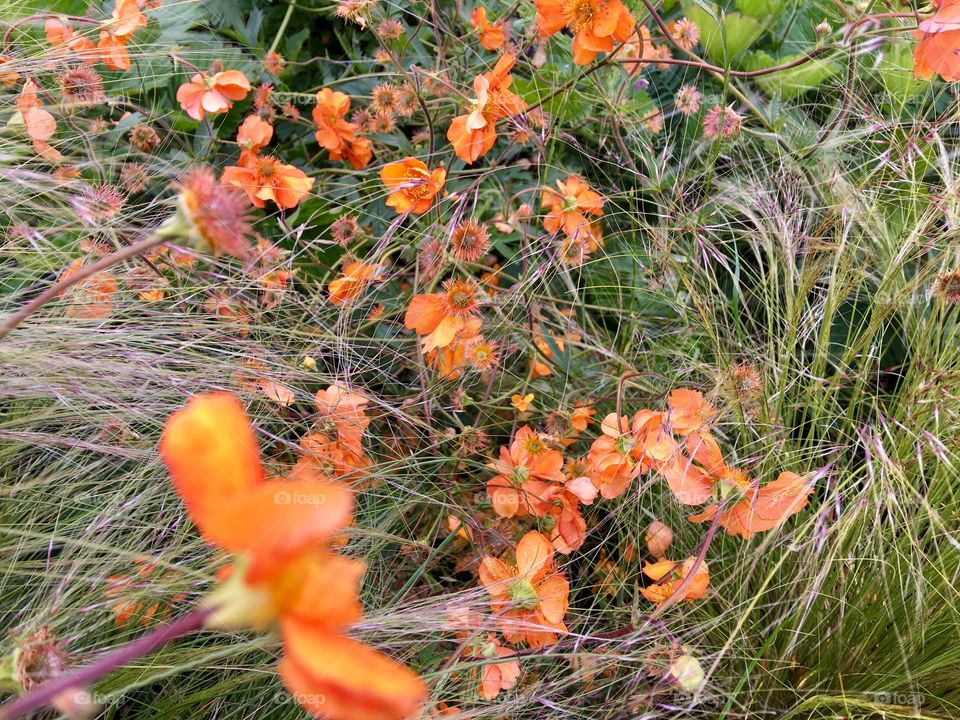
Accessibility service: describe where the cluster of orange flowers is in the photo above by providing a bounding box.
[46,0,147,71]
[160,393,426,720]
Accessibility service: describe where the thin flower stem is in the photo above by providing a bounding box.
[268,2,295,56]
[0,231,168,343]
[0,606,213,720]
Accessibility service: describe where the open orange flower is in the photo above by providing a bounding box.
[479,531,569,647]
[159,393,426,720]
[314,384,371,454]
[380,157,446,214]
[472,635,520,699]
[221,155,314,209]
[404,277,482,352]
[471,7,507,50]
[312,88,373,169]
[486,426,566,518]
[45,18,97,62]
[328,261,382,305]
[541,175,604,236]
[914,0,960,81]
[96,0,147,71]
[640,557,710,606]
[688,471,813,539]
[237,114,273,164]
[534,0,635,65]
[448,55,527,164]
[177,70,251,121]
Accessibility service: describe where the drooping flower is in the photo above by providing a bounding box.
[471,6,507,51]
[688,471,813,539]
[534,0,635,65]
[165,166,254,258]
[328,261,382,306]
[159,393,427,720]
[381,157,446,214]
[479,531,569,647]
[236,115,273,164]
[221,155,315,209]
[176,70,252,121]
[914,0,960,81]
[97,0,147,71]
[472,634,520,699]
[312,88,373,169]
[645,520,673,558]
[404,277,481,352]
[640,557,710,606]
[447,55,527,164]
[541,175,604,237]
[16,79,61,161]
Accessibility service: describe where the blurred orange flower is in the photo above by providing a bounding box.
[380,157,446,214]
[479,531,569,647]
[471,7,507,50]
[534,0,635,65]
[176,70,251,121]
[159,393,426,720]
[16,79,61,161]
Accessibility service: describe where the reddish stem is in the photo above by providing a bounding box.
[0,607,213,720]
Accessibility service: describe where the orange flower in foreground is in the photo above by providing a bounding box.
[688,471,813,539]
[448,55,527,164]
[404,277,481,352]
[471,7,507,51]
[914,0,960,81]
[176,70,252,121]
[96,0,147,71]
[380,157,446,214]
[312,88,373,169]
[541,175,604,236]
[535,0,635,65]
[159,393,426,720]
[221,155,314,209]
[328,261,382,305]
[479,531,569,647]
[169,165,255,258]
[237,114,273,164]
[640,557,710,606]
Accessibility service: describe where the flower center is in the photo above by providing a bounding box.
[568,0,597,32]
[614,434,636,455]
[508,579,539,610]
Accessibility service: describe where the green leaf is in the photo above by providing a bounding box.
[682,1,764,65]
[747,51,839,98]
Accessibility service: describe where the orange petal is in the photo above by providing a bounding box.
[536,574,569,624]
[515,530,553,580]
[281,622,427,720]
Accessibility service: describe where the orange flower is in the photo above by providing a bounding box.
[486,426,565,518]
[534,0,635,65]
[328,261,382,305]
[176,70,252,121]
[471,7,507,50]
[666,388,715,435]
[45,19,97,62]
[221,155,314,209]
[614,26,654,76]
[314,384,371,454]
[295,432,373,486]
[58,259,117,318]
[380,157,446,214]
[96,0,147,71]
[447,55,527,164]
[312,88,373,169]
[159,393,426,720]
[16,79,61,161]
[473,634,521,699]
[530,327,565,378]
[640,557,710,606]
[404,277,481,352]
[914,0,960,81]
[511,393,534,412]
[541,175,604,236]
[0,55,19,86]
[479,531,569,647]
[425,316,484,380]
[237,114,273,164]
[688,471,813,539]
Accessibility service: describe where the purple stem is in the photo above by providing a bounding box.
[0,606,213,720]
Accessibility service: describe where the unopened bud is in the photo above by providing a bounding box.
[669,654,705,694]
[300,355,317,371]
[815,20,831,38]
[645,521,673,558]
